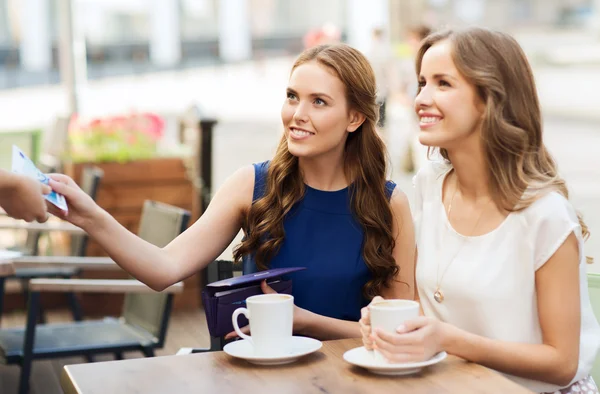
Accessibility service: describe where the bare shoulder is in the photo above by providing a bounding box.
[212,164,256,212]
[390,187,411,214]
[226,164,255,188]
[389,187,414,234]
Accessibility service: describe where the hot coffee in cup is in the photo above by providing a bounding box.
[370,299,420,364]
[232,293,294,356]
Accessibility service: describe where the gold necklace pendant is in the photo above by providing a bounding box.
[434,288,444,303]
[435,176,493,306]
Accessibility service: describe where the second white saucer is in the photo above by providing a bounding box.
[343,346,447,376]
[224,336,322,366]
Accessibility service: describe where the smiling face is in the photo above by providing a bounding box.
[414,40,485,150]
[281,60,363,159]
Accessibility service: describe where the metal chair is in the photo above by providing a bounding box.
[8,166,104,324]
[0,200,190,394]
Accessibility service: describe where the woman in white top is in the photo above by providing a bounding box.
[359,27,600,393]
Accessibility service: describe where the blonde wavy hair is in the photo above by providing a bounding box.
[233,44,399,298]
[416,27,592,262]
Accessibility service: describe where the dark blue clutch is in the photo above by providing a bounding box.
[201,267,305,337]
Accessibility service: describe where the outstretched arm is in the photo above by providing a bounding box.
[48,165,255,291]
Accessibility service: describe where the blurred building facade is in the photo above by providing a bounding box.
[0,0,598,90]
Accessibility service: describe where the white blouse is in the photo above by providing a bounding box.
[414,161,600,393]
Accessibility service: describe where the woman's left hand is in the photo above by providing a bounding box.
[371,316,447,363]
[225,280,313,339]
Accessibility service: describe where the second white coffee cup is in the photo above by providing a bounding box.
[232,293,294,356]
[370,299,420,364]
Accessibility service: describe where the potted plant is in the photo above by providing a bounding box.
[67,112,165,163]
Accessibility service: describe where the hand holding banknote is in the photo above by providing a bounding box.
[45,173,103,230]
[11,145,68,212]
[0,169,51,222]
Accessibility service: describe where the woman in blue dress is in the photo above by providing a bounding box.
[47,43,416,340]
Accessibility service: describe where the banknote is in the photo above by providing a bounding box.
[11,145,69,212]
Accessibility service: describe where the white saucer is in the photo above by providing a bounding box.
[343,346,447,376]
[223,336,322,366]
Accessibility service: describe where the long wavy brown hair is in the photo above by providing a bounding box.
[233,44,399,298]
[416,27,592,262]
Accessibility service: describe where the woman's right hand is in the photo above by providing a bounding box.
[47,174,103,230]
[360,296,384,350]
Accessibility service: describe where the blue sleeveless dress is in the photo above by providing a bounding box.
[243,161,396,322]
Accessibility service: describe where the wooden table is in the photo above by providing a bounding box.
[6,255,121,270]
[60,338,532,394]
[0,250,22,260]
[0,221,85,234]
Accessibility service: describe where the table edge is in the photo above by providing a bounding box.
[60,366,82,394]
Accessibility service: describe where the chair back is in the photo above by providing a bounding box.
[22,161,59,255]
[204,260,243,285]
[0,129,41,171]
[588,273,600,382]
[22,231,42,257]
[122,201,190,344]
[70,166,104,256]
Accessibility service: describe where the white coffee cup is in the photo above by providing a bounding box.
[232,293,294,356]
[370,299,420,364]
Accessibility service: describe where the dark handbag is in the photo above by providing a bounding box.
[201,267,305,337]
